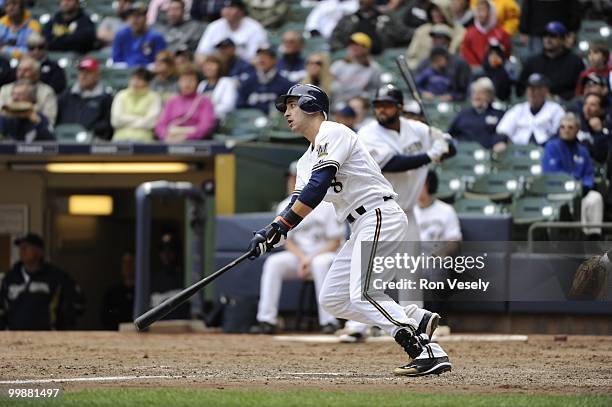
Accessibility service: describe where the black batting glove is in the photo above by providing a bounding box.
[248,219,290,259]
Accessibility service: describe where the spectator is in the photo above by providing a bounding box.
[451,0,473,27]
[518,21,584,101]
[57,57,114,140]
[154,0,203,53]
[190,0,225,22]
[496,73,564,147]
[405,0,466,69]
[147,0,192,25]
[97,0,133,47]
[197,54,237,120]
[348,95,374,130]
[156,64,216,142]
[415,46,468,101]
[150,50,179,103]
[330,0,412,55]
[414,170,462,241]
[518,0,582,54]
[111,67,162,142]
[195,0,268,61]
[212,38,255,83]
[100,252,135,330]
[0,0,40,59]
[0,56,57,125]
[42,0,96,53]
[112,2,167,67]
[236,47,293,114]
[302,52,333,97]
[277,31,306,83]
[250,161,343,335]
[305,0,358,39]
[0,53,13,87]
[577,93,612,164]
[174,46,194,71]
[0,79,53,141]
[481,40,513,101]
[460,0,511,67]
[576,42,611,97]
[448,77,505,149]
[335,104,358,130]
[26,33,66,95]
[542,112,604,240]
[244,0,288,29]
[469,0,520,35]
[0,233,84,330]
[330,32,382,104]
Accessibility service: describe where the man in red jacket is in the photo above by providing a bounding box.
[461,0,511,67]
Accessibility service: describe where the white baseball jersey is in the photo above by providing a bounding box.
[358,117,432,211]
[414,199,462,241]
[294,121,397,222]
[195,16,268,61]
[276,196,345,255]
[496,100,564,145]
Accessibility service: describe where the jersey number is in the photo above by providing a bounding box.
[330,177,343,193]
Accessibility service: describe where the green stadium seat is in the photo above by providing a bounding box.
[492,143,543,163]
[435,170,464,202]
[525,172,582,202]
[464,171,521,202]
[455,141,490,162]
[453,198,500,216]
[220,109,269,136]
[262,130,307,145]
[494,155,543,179]
[510,197,560,225]
[54,124,92,143]
[440,155,490,180]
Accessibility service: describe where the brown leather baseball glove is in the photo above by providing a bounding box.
[569,255,608,299]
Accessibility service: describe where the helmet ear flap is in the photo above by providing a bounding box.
[297,95,319,114]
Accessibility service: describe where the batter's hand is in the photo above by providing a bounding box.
[427,139,449,163]
[248,221,289,259]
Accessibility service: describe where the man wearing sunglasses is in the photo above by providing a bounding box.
[517,21,584,101]
[25,33,66,95]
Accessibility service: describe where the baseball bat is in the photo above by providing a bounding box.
[395,55,431,125]
[134,251,252,330]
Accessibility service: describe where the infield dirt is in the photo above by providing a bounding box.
[0,332,610,394]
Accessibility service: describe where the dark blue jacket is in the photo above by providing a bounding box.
[227,56,256,83]
[237,71,294,114]
[542,137,594,189]
[42,9,96,53]
[448,105,506,148]
[0,113,53,142]
[277,54,306,83]
[112,27,167,67]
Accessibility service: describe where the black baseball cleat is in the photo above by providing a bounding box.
[249,322,277,334]
[393,356,452,377]
[417,310,440,338]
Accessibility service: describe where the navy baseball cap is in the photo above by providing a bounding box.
[215,38,235,48]
[544,21,567,36]
[527,73,550,88]
[14,233,44,248]
[223,0,246,9]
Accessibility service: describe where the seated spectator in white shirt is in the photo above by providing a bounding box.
[305,0,358,38]
[0,56,57,125]
[496,73,564,148]
[195,0,267,61]
[147,0,193,25]
[197,54,237,120]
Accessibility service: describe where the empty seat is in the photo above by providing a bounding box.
[454,198,500,216]
[464,171,521,201]
[54,123,91,143]
[525,172,581,202]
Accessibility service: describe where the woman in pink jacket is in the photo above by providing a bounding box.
[156,64,216,142]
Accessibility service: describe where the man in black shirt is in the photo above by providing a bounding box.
[0,234,84,330]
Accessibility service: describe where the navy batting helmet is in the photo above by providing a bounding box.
[275,84,330,118]
[373,84,403,106]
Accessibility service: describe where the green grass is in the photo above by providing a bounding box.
[2,389,611,407]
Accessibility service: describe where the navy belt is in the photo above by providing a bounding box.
[346,196,393,223]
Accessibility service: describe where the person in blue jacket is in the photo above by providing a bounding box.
[236,47,294,114]
[542,112,604,240]
[112,2,167,67]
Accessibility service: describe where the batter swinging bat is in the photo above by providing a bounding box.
[134,251,252,330]
[395,55,431,125]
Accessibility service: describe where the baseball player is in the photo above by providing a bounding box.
[247,84,451,376]
[251,161,344,334]
[340,85,456,343]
